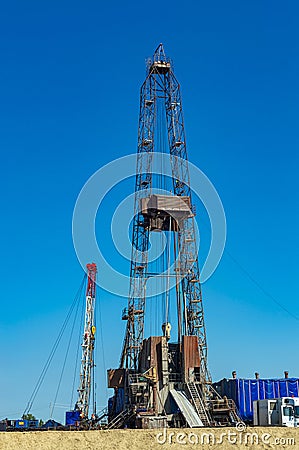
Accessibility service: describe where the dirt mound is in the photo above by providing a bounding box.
[0,427,298,450]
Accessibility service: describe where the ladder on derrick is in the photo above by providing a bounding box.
[187,382,211,426]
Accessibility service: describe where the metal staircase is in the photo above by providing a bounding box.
[187,382,211,426]
[107,408,135,429]
[96,407,108,424]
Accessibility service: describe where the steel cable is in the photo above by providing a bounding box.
[23,274,86,416]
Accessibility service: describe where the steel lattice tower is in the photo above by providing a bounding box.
[120,44,210,388]
[77,263,97,418]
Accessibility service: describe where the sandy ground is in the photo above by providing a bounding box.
[0,427,298,450]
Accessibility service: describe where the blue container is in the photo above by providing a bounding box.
[14,419,39,429]
[15,419,28,428]
[213,378,299,422]
[27,420,39,428]
[65,410,81,426]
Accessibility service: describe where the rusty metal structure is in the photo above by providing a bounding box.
[107,44,239,429]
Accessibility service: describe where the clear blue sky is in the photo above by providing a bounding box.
[0,1,298,423]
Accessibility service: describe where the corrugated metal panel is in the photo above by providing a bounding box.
[182,335,200,381]
[139,336,163,380]
[115,387,125,414]
[107,369,125,388]
[213,378,299,422]
[149,195,191,212]
[140,195,192,215]
[170,389,203,427]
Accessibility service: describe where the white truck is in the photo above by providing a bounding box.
[253,397,299,427]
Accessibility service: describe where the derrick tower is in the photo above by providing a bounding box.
[77,262,97,418]
[121,43,209,382]
[108,45,239,429]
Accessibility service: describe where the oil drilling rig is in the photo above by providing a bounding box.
[107,45,239,429]
[66,263,98,427]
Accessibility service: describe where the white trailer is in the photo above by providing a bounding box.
[253,397,299,427]
[294,397,299,427]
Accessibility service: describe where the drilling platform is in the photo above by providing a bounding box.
[107,44,239,429]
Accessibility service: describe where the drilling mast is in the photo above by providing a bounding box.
[120,44,209,384]
[77,263,97,419]
[108,45,239,429]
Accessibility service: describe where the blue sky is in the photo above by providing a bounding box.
[0,1,298,423]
